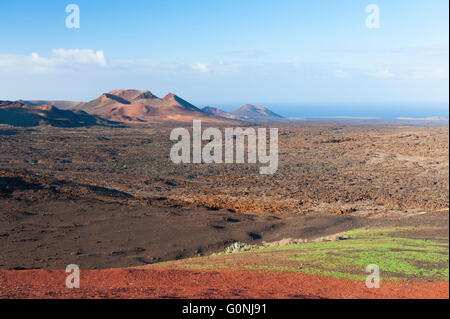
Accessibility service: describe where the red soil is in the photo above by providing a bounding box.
[0,268,448,299]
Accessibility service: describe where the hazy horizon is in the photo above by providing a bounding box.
[216,102,450,119]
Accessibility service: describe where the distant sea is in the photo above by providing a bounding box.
[217,103,449,119]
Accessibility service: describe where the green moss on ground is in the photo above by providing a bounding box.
[263,227,449,280]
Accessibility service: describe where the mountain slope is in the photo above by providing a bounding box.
[18,100,86,110]
[201,106,240,120]
[0,101,116,127]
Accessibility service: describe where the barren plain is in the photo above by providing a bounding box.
[0,124,448,273]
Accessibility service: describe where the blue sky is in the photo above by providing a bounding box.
[0,0,448,117]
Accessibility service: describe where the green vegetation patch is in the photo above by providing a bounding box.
[263,226,449,280]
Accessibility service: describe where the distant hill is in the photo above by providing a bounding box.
[202,104,284,123]
[231,104,283,122]
[74,89,237,124]
[0,101,116,127]
[201,106,240,120]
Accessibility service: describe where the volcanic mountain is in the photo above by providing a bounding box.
[231,104,283,122]
[201,106,240,120]
[0,101,116,127]
[75,89,237,124]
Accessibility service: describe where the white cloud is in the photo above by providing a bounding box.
[431,67,449,80]
[51,49,107,67]
[335,69,351,78]
[409,65,449,80]
[0,49,107,74]
[370,69,394,79]
[191,62,209,73]
[107,59,244,76]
